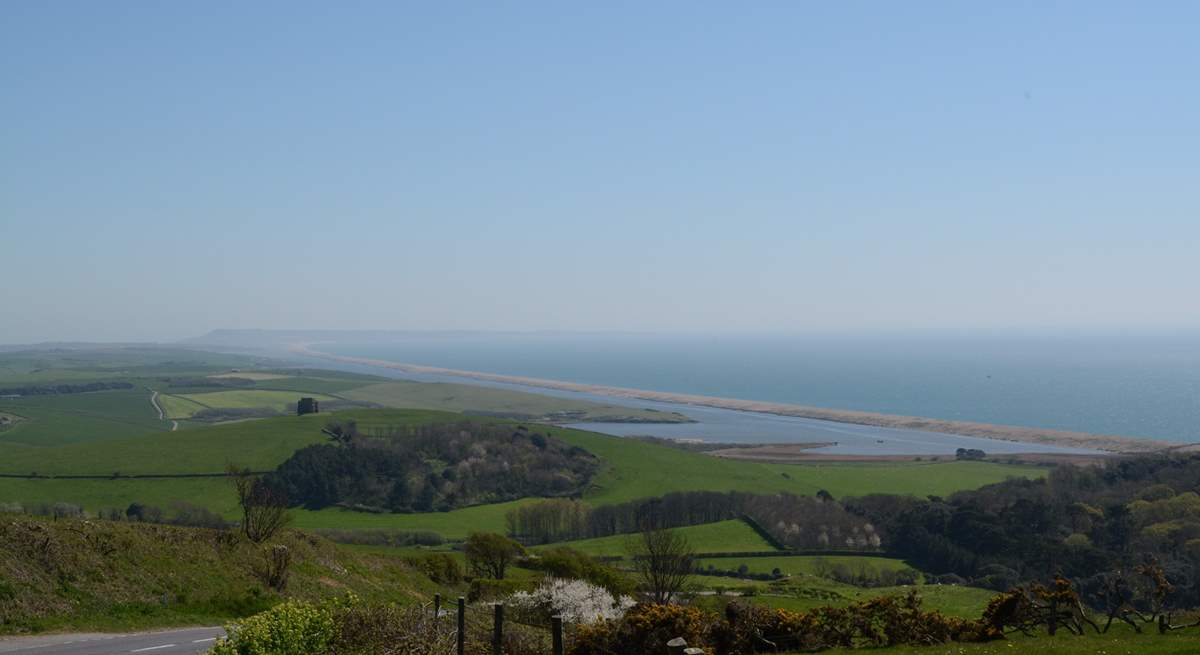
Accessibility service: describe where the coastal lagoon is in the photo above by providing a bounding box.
[323,334,1200,444]
[297,348,1104,456]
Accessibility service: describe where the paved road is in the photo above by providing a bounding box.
[0,627,224,655]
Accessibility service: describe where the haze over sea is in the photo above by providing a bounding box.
[325,334,1200,444]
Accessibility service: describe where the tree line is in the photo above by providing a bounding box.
[845,454,1200,607]
[266,421,599,513]
[506,489,879,551]
[0,381,133,396]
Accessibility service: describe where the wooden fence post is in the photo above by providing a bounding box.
[551,615,564,655]
[457,596,466,655]
[493,603,504,655]
[434,593,441,619]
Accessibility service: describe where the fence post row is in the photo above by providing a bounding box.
[493,603,504,655]
[457,596,466,655]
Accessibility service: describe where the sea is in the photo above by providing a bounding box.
[316,333,1200,454]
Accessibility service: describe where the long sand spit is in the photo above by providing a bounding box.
[297,345,1175,454]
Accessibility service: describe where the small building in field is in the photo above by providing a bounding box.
[297,397,320,415]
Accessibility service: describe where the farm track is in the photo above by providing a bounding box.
[148,390,178,431]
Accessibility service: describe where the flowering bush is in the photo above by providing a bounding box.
[208,600,336,655]
[508,578,635,625]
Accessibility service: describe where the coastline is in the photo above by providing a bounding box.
[295,345,1174,454]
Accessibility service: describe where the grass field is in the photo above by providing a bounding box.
[156,393,208,419]
[0,389,167,446]
[0,407,1049,540]
[246,376,382,394]
[208,372,291,380]
[695,554,915,578]
[177,389,338,412]
[536,519,777,557]
[0,477,240,516]
[541,425,1046,504]
[343,380,691,423]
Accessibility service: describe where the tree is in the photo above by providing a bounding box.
[229,464,290,543]
[464,532,526,579]
[627,524,694,604]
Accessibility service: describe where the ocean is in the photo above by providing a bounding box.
[321,333,1200,446]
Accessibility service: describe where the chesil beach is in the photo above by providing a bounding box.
[292,334,1200,456]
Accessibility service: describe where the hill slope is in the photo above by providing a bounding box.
[0,516,438,634]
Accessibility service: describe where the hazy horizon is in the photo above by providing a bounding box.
[4,2,1199,343]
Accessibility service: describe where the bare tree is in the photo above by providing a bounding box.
[627,523,694,604]
[228,465,290,543]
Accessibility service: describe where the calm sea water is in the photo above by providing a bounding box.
[324,334,1200,443]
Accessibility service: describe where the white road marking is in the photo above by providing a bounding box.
[131,645,176,653]
[191,638,216,643]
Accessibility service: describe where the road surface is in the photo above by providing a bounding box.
[0,627,224,655]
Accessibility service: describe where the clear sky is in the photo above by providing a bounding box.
[2,2,1198,343]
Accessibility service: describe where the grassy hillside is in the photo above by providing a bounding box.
[0,515,439,634]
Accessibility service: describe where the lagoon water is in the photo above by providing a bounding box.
[319,333,1200,452]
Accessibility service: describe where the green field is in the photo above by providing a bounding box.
[177,389,338,412]
[0,389,167,446]
[541,425,1045,504]
[749,582,1002,619]
[696,554,915,578]
[156,393,208,419]
[343,379,690,423]
[208,372,291,380]
[536,519,777,556]
[0,405,1049,541]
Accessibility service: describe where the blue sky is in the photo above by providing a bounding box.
[2,2,1198,343]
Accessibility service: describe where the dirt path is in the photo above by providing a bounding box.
[148,390,178,431]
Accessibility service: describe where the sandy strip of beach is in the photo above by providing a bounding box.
[295,345,1174,454]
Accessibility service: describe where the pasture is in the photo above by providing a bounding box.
[695,554,915,578]
[344,380,690,423]
[0,405,1050,541]
[176,389,337,412]
[0,389,166,446]
[535,519,777,556]
[156,393,208,419]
